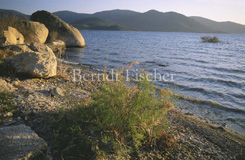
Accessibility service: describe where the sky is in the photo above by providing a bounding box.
[0,0,245,25]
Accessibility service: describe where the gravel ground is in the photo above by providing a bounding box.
[165,109,245,159]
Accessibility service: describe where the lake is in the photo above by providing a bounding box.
[65,31,245,134]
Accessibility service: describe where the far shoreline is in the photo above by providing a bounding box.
[79,30,245,35]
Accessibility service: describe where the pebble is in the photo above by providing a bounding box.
[50,87,64,97]
[185,112,194,116]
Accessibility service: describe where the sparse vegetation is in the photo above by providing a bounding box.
[49,64,175,159]
[0,15,19,31]
[0,50,6,76]
[0,49,17,78]
[0,49,4,61]
[0,15,29,39]
[0,93,16,123]
[201,36,220,43]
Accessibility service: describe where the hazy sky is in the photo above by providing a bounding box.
[1,0,245,24]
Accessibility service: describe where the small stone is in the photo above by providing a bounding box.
[11,80,20,86]
[185,112,194,116]
[50,87,64,97]
[222,123,227,127]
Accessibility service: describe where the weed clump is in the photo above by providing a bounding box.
[0,93,16,123]
[50,64,175,159]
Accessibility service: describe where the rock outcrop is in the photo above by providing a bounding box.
[11,43,57,78]
[31,11,86,47]
[17,21,49,44]
[1,44,32,59]
[0,27,24,47]
[47,40,66,52]
[0,124,47,160]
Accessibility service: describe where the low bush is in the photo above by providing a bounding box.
[201,36,220,43]
[50,64,175,159]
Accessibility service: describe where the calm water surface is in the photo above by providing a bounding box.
[65,31,245,134]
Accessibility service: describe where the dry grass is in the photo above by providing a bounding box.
[0,15,29,40]
[0,15,19,31]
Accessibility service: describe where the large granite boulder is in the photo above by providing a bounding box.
[0,27,24,47]
[11,43,57,78]
[31,11,86,47]
[0,124,47,160]
[17,20,49,44]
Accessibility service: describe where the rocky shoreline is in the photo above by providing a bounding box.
[0,10,244,160]
[0,62,244,159]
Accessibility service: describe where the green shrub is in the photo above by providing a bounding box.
[50,64,175,159]
[201,36,220,43]
[92,70,173,147]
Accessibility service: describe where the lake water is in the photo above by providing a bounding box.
[65,31,245,134]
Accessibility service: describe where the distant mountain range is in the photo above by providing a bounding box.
[190,16,245,34]
[0,9,29,19]
[71,17,133,31]
[1,9,245,33]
